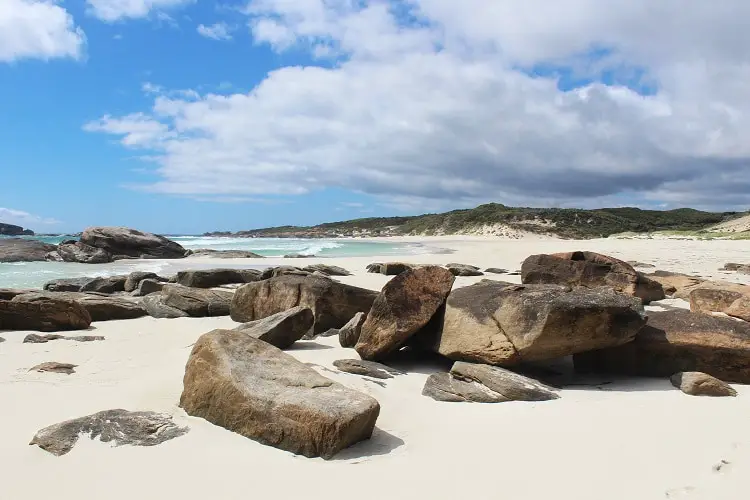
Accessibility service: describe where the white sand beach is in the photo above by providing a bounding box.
[2,236,750,500]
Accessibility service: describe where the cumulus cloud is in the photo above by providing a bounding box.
[197,22,234,41]
[0,207,60,227]
[86,0,193,22]
[84,0,750,210]
[0,0,85,63]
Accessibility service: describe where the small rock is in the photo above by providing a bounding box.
[339,312,367,348]
[726,295,750,322]
[30,409,189,456]
[484,268,509,274]
[628,261,656,269]
[124,272,163,292]
[333,359,404,379]
[234,306,314,349]
[190,249,265,259]
[30,362,77,375]
[366,262,414,275]
[0,337,5,343]
[259,266,310,280]
[423,373,509,403]
[284,253,315,258]
[446,263,484,277]
[670,372,737,397]
[302,264,352,276]
[23,334,104,343]
[133,278,165,296]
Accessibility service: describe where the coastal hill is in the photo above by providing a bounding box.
[204,203,749,240]
[0,223,34,236]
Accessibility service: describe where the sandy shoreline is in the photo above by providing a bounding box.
[2,236,750,499]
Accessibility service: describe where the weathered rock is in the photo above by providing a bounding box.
[284,253,315,258]
[484,268,509,274]
[670,372,737,397]
[355,266,455,360]
[446,263,483,277]
[80,227,187,260]
[12,292,146,322]
[574,309,750,384]
[644,271,705,299]
[628,261,656,269]
[176,268,262,288]
[190,249,265,258]
[333,359,404,379]
[690,283,750,316]
[366,263,383,273]
[423,373,509,403]
[30,409,189,456]
[367,262,414,275]
[339,312,367,348]
[0,222,33,236]
[259,266,310,280]
[133,278,165,296]
[302,264,352,276]
[1,297,91,332]
[79,275,128,294]
[234,306,313,349]
[231,275,377,334]
[726,295,750,322]
[124,272,163,292]
[30,362,77,375]
[23,334,104,343]
[160,285,233,317]
[0,337,4,343]
[142,294,189,319]
[521,251,665,303]
[0,288,35,300]
[0,238,57,263]
[180,330,380,459]
[54,241,112,264]
[43,278,94,293]
[418,280,647,366]
[723,263,748,272]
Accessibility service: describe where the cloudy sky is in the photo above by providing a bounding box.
[2,1,749,233]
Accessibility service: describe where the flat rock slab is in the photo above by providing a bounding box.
[333,359,404,379]
[30,409,189,456]
[423,373,509,403]
[23,334,104,343]
[484,268,509,274]
[671,372,737,397]
[30,362,77,374]
[234,306,314,349]
[180,330,380,459]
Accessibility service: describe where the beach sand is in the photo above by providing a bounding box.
[2,236,749,500]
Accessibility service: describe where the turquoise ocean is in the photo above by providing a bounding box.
[0,235,442,289]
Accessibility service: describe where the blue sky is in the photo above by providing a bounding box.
[2,1,749,234]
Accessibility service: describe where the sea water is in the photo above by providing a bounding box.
[0,235,441,289]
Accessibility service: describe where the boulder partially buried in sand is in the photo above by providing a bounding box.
[231,274,377,334]
[80,226,187,259]
[180,330,380,459]
[12,292,146,322]
[355,266,455,361]
[417,280,646,366]
[670,372,737,397]
[521,251,665,303]
[1,296,91,332]
[574,309,750,384]
[234,306,313,349]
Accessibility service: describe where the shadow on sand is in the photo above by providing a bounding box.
[331,427,405,461]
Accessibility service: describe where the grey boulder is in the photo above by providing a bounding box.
[333,359,404,379]
[234,306,314,349]
[80,226,187,260]
[339,312,367,348]
[175,268,262,288]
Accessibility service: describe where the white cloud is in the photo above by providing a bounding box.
[0,207,60,227]
[84,0,750,210]
[0,0,85,63]
[197,22,234,41]
[86,0,193,22]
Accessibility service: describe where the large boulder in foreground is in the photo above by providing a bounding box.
[180,330,380,459]
[521,251,665,303]
[670,372,737,397]
[234,306,313,349]
[231,275,378,334]
[30,410,188,456]
[80,227,187,260]
[175,268,261,288]
[574,309,750,384]
[12,292,146,322]
[160,285,233,317]
[418,280,646,366]
[1,296,91,331]
[53,241,112,264]
[423,362,559,403]
[0,238,57,263]
[355,266,455,361]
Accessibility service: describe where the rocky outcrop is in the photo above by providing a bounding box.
[133,279,165,296]
[0,238,57,263]
[726,295,750,322]
[423,362,559,403]
[30,362,77,375]
[446,263,483,277]
[141,295,188,319]
[302,264,352,276]
[333,359,404,379]
[231,275,377,334]
[175,269,262,288]
[521,251,665,303]
[80,275,128,294]
[160,285,233,317]
[339,312,367,348]
[356,266,455,361]
[0,223,33,236]
[79,227,187,260]
[259,266,311,280]
[124,272,165,292]
[574,309,750,384]
[189,249,265,258]
[23,333,104,343]
[234,306,313,349]
[0,288,33,300]
[52,241,112,264]
[44,278,93,293]
[366,262,415,275]
[670,372,737,397]
[30,409,189,456]
[689,283,750,316]
[180,330,380,459]
[1,296,91,331]
[12,292,146,322]
[418,280,646,366]
[641,271,704,299]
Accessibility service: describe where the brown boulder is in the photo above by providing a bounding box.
[670,372,737,397]
[175,268,262,288]
[234,306,313,349]
[574,309,750,384]
[726,295,750,322]
[54,241,112,264]
[180,330,380,459]
[124,272,165,292]
[644,271,705,298]
[689,283,750,315]
[1,297,91,332]
[521,251,664,303]
[161,285,233,317]
[333,359,404,379]
[30,362,77,375]
[339,312,367,348]
[80,226,187,259]
[12,292,146,322]
[418,280,646,366]
[231,275,377,334]
[355,266,455,360]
